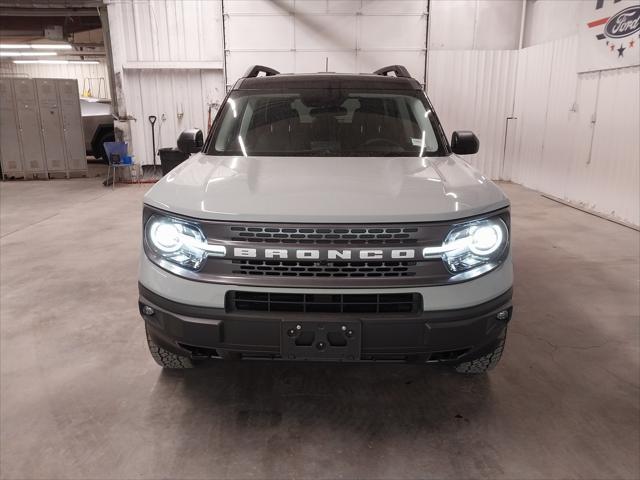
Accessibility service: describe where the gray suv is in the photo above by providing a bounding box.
[138,65,513,374]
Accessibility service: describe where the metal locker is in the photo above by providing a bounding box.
[13,79,47,176]
[56,79,87,174]
[35,78,66,173]
[0,78,24,177]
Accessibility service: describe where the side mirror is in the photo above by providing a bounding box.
[451,131,479,155]
[177,129,203,154]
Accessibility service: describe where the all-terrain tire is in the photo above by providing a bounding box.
[146,327,195,369]
[454,330,506,374]
[95,131,115,162]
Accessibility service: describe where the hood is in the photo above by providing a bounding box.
[144,154,509,223]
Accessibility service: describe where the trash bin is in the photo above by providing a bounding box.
[158,147,189,175]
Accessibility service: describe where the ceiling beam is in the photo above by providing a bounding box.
[0,15,102,35]
[0,8,98,16]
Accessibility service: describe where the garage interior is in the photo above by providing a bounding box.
[0,1,638,479]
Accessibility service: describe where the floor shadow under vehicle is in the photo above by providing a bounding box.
[146,361,496,474]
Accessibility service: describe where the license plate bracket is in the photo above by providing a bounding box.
[281,320,361,361]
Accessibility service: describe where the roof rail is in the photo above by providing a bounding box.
[373,65,411,78]
[244,65,280,78]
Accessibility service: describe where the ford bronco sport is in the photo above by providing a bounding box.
[139,65,513,374]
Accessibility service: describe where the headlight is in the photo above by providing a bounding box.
[423,217,509,278]
[144,215,224,270]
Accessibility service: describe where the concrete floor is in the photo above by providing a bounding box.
[1,176,638,480]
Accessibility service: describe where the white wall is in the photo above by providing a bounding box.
[428,0,640,226]
[428,49,518,178]
[106,0,225,166]
[429,0,524,50]
[430,35,639,226]
[505,36,640,226]
[504,0,640,226]
[223,0,429,86]
[426,0,523,180]
[523,0,584,47]
[0,60,111,99]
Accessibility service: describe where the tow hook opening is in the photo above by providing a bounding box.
[176,343,219,359]
[429,349,470,362]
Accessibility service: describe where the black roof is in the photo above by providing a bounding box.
[234,70,423,91]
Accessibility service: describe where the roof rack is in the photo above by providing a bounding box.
[244,65,280,78]
[373,65,411,78]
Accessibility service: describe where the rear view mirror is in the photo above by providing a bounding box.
[451,131,479,155]
[177,129,204,154]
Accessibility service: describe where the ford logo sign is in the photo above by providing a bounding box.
[605,5,640,39]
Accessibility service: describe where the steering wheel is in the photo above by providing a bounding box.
[361,138,403,149]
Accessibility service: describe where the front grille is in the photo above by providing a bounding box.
[229,225,419,245]
[231,260,418,278]
[227,291,422,314]
[143,204,510,287]
[202,220,456,287]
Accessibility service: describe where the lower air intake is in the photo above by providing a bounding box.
[226,291,422,314]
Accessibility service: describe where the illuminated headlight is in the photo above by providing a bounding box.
[145,215,225,270]
[423,217,509,277]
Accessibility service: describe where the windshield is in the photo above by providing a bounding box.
[206,89,448,157]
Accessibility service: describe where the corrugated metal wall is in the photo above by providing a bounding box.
[106,0,225,167]
[505,36,639,226]
[109,0,223,63]
[582,68,639,225]
[429,36,638,226]
[0,61,111,98]
[502,40,557,186]
[428,0,523,50]
[427,49,518,179]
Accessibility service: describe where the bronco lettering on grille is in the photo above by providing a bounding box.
[232,247,417,261]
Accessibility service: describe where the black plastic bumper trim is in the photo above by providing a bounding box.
[139,283,511,322]
[139,283,512,363]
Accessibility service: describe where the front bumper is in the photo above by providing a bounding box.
[139,284,512,364]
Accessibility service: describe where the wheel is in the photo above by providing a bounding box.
[94,131,115,162]
[146,326,196,369]
[454,330,507,374]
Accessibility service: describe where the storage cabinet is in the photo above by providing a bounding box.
[13,78,47,176]
[0,77,87,180]
[57,79,86,174]
[36,79,66,173]
[0,79,24,176]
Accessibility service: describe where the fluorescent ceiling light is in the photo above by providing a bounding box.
[0,43,72,50]
[0,51,57,57]
[30,44,73,50]
[13,59,99,65]
[0,44,30,49]
[13,60,68,64]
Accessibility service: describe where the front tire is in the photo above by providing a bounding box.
[95,131,115,162]
[146,327,196,369]
[454,330,506,374]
